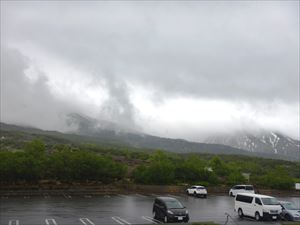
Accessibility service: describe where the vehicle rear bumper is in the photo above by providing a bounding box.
[168,214,189,222]
[263,212,280,220]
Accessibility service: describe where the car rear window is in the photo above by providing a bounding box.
[261,198,279,205]
[165,200,184,209]
[245,186,254,190]
[235,186,245,190]
[236,194,253,203]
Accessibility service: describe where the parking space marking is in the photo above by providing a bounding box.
[63,193,72,199]
[112,217,124,225]
[8,220,19,225]
[166,194,178,198]
[45,218,57,225]
[117,194,127,198]
[111,216,131,225]
[84,195,92,198]
[79,218,95,225]
[135,194,146,198]
[150,194,159,197]
[44,193,50,198]
[142,216,159,224]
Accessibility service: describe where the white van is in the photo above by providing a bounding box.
[235,193,282,221]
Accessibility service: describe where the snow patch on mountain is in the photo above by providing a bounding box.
[204,130,300,159]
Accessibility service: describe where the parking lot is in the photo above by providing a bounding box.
[1,194,299,225]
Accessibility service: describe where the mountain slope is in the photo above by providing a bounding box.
[205,130,300,160]
[1,117,298,161]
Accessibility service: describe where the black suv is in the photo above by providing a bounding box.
[152,197,189,223]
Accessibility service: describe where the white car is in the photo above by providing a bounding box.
[235,193,282,221]
[229,185,254,197]
[186,185,207,198]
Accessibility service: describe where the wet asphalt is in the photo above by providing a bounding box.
[0,194,299,225]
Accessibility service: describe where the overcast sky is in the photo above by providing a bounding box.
[1,1,299,141]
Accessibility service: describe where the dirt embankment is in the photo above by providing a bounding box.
[0,182,299,197]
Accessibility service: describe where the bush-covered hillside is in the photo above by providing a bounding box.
[0,138,299,190]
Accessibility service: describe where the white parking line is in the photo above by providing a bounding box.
[84,195,92,198]
[166,194,178,198]
[112,217,123,225]
[45,218,57,225]
[79,218,95,225]
[117,217,131,225]
[142,216,158,224]
[135,194,146,198]
[111,216,131,225]
[63,193,72,199]
[44,193,50,198]
[8,220,19,225]
[117,194,127,198]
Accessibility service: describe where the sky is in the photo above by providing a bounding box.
[1,1,299,141]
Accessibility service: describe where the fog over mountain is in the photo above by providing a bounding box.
[1,1,299,142]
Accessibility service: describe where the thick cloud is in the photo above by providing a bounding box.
[1,1,299,140]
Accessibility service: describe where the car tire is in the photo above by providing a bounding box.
[203,194,207,198]
[255,212,261,221]
[153,211,157,219]
[284,214,292,221]
[164,216,168,223]
[186,190,189,195]
[238,208,243,218]
[230,192,233,197]
[193,191,197,197]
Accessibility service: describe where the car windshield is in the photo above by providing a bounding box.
[282,202,299,210]
[165,200,184,209]
[245,186,253,190]
[261,197,279,205]
[197,187,205,189]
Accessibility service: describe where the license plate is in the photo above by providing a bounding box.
[272,216,277,219]
[177,217,183,220]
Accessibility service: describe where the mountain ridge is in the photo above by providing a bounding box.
[204,130,300,160]
[1,117,298,161]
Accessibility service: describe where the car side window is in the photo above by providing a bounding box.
[255,198,262,205]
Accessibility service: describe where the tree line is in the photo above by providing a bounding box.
[0,139,296,190]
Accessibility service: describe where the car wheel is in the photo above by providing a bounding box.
[230,192,233,197]
[164,216,168,223]
[203,194,207,198]
[284,214,292,221]
[153,211,157,219]
[186,190,189,195]
[193,191,197,197]
[255,212,261,221]
[238,208,243,218]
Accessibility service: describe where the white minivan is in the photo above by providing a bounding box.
[235,193,282,221]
